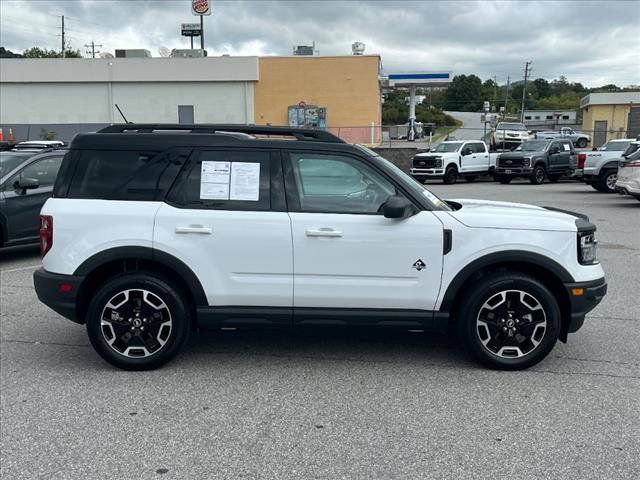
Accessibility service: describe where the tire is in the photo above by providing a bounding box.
[529,165,546,185]
[596,170,617,193]
[547,174,561,183]
[576,138,588,148]
[85,272,191,370]
[496,175,512,184]
[465,176,477,182]
[457,271,560,370]
[443,166,458,184]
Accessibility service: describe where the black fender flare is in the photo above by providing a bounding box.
[74,246,208,306]
[600,161,619,173]
[439,250,574,313]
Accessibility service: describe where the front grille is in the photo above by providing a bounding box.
[499,157,524,167]
[413,156,441,168]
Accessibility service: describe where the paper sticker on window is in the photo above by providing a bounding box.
[200,161,230,199]
[230,162,260,201]
[563,143,570,151]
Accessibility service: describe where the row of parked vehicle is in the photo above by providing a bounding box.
[409,135,640,200]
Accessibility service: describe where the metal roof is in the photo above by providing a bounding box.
[580,92,640,108]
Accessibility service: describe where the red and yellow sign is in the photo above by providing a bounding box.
[192,0,211,16]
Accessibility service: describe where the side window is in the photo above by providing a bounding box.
[167,150,270,211]
[473,142,486,153]
[7,155,63,191]
[550,142,560,153]
[288,152,397,214]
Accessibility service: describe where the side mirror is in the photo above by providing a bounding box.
[382,195,415,219]
[15,177,39,191]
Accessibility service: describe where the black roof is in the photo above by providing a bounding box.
[72,124,356,153]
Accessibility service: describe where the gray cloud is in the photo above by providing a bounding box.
[1,0,638,87]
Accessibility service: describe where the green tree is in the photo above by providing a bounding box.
[23,46,82,58]
[444,74,483,111]
[0,47,22,58]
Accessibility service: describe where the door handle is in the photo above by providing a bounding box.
[305,228,343,237]
[175,225,212,235]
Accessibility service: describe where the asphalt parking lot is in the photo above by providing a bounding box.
[1,180,639,479]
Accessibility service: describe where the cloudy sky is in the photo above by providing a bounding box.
[1,0,638,87]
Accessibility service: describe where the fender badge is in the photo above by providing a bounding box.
[412,259,426,271]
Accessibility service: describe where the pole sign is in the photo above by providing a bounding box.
[181,23,202,36]
[192,0,211,16]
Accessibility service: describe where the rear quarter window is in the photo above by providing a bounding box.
[67,149,184,201]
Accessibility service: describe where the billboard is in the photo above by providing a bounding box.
[192,0,211,16]
[181,23,202,36]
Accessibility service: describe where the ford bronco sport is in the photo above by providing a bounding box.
[34,124,607,370]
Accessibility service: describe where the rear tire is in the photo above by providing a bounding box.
[86,272,191,370]
[443,166,458,184]
[457,271,560,370]
[529,165,546,185]
[596,170,617,193]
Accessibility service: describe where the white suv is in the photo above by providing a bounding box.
[34,124,607,371]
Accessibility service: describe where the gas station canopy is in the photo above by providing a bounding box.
[387,72,452,88]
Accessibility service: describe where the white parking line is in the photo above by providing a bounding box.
[0,264,41,274]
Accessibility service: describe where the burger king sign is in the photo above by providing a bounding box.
[192,0,211,16]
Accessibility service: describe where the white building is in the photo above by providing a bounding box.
[0,57,258,140]
[523,109,578,127]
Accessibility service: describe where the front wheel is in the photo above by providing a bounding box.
[530,165,546,185]
[443,166,458,184]
[457,272,560,370]
[86,272,191,370]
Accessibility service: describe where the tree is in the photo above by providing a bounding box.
[532,78,551,99]
[444,74,483,111]
[22,46,82,58]
[0,47,22,58]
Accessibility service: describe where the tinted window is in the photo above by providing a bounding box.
[68,149,173,200]
[0,152,30,177]
[167,150,270,211]
[471,143,486,153]
[288,153,396,214]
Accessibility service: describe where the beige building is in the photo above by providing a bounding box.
[580,92,640,146]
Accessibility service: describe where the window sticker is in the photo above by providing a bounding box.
[563,143,570,151]
[230,162,260,201]
[200,161,230,200]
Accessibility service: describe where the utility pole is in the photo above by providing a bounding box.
[61,15,65,58]
[520,61,532,122]
[504,75,510,118]
[84,41,102,58]
[492,75,498,110]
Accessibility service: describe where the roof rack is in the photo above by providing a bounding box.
[97,124,345,143]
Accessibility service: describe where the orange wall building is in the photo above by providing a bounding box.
[254,55,382,144]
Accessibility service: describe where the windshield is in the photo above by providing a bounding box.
[496,123,527,131]
[600,141,632,151]
[433,142,463,153]
[0,153,29,177]
[516,140,549,152]
[355,145,451,211]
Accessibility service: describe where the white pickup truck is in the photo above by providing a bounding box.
[534,127,591,148]
[410,140,500,184]
[573,138,637,192]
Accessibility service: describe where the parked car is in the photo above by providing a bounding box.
[490,122,531,149]
[410,140,499,184]
[577,139,637,193]
[494,139,576,184]
[534,127,590,148]
[34,124,606,371]
[0,149,66,247]
[614,148,640,201]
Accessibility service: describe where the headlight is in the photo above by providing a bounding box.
[435,157,443,167]
[578,231,598,265]
[523,157,531,167]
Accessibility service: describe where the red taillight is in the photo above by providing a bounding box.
[626,160,640,168]
[577,153,586,169]
[39,215,53,257]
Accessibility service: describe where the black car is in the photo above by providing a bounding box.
[0,149,66,247]
[495,139,577,185]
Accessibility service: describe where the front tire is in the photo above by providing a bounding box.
[443,166,458,184]
[86,272,191,370]
[457,271,560,370]
[530,165,546,185]
[597,170,617,193]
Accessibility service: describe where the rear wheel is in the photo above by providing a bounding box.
[443,166,458,184]
[596,170,617,193]
[457,271,560,370]
[529,165,546,185]
[86,272,191,370]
